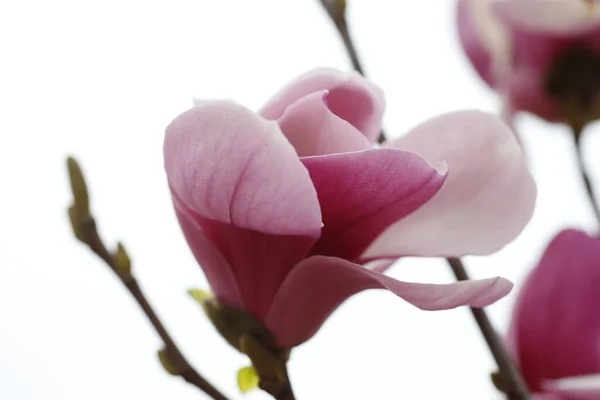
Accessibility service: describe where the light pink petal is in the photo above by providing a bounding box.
[492,0,600,72]
[172,204,244,310]
[509,230,600,393]
[543,375,600,399]
[259,68,385,142]
[364,111,536,259]
[364,258,398,273]
[457,0,498,87]
[265,256,512,347]
[164,101,322,237]
[301,149,447,261]
[493,0,600,35]
[172,191,316,320]
[277,91,372,157]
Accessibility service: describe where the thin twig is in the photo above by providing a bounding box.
[276,368,296,400]
[67,158,229,400]
[319,4,530,398]
[85,220,227,399]
[573,130,600,226]
[319,0,386,143]
[448,258,530,400]
[331,16,364,76]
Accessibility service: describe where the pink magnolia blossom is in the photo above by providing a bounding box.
[508,230,600,399]
[164,68,536,348]
[457,0,600,123]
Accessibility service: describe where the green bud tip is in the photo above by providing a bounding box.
[66,156,90,214]
[113,242,132,277]
[237,365,259,394]
[187,288,214,304]
[157,348,179,376]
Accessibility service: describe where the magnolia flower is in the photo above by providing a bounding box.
[457,0,600,130]
[508,230,600,399]
[164,68,536,350]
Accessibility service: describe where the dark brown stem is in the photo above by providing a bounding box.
[319,1,386,143]
[275,391,296,400]
[573,130,600,226]
[276,368,296,400]
[331,16,364,76]
[78,217,229,400]
[447,258,530,400]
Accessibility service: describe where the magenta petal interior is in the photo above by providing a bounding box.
[265,255,513,348]
[301,148,447,261]
[173,190,317,320]
[173,202,244,310]
[510,230,600,392]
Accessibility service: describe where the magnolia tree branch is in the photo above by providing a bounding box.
[319,0,385,143]
[66,157,229,400]
[573,130,600,226]
[448,258,531,400]
[318,2,531,399]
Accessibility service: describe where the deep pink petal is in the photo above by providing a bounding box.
[301,148,447,260]
[164,101,322,237]
[173,204,244,310]
[265,256,513,347]
[259,68,385,142]
[277,91,372,157]
[509,230,600,392]
[364,111,536,259]
[172,191,316,320]
[506,67,561,122]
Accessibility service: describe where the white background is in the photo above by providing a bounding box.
[0,1,598,399]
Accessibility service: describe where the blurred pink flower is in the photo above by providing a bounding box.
[508,230,600,399]
[164,68,536,348]
[457,0,600,123]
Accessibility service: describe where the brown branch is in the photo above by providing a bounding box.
[447,258,531,400]
[66,157,229,400]
[319,0,386,143]
[573,130,600,227]
[316,6,530,396]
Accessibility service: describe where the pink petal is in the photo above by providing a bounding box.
[364,258,398,273]
[265,256,512,348]
[493,0,600,35]
[509,230,600,393]
[505,67,561,122]
[277,91,372,157]
[172,191,316,320]
[259,68,385,142]
[364,111,536,259]
[456,0,503,87]
[164,101,322,237]
[173,204,244,310]
[543,375,600,399]
[301,148,447,260]
[492,0,600,73]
